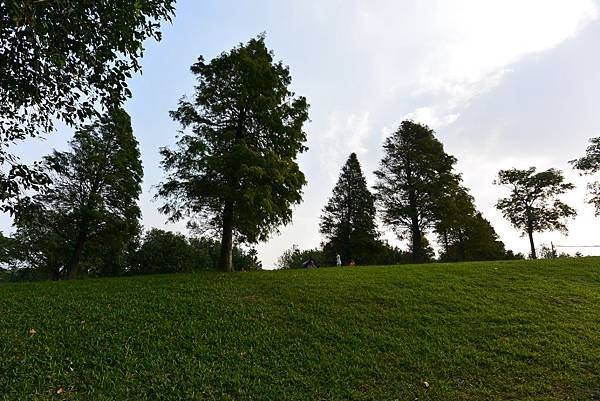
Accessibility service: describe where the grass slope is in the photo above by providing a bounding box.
[1,258,600,400]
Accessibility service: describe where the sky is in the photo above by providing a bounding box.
[4,0,600,268]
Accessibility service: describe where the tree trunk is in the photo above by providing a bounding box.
[49,266,60,281]
[219,200,234,272]
[407,184,422,263]
[527,228,536,259]
[411,221,422,263]
[67,229,87,279]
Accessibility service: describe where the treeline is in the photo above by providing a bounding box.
[277,120,599,268]
[277,126,523,269]
[0,228,261,282]
[2,4,600,280]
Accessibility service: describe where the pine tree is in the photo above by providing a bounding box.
[435,186,507,262]
[374,121,459,263]
[158,36,309,272]
[320,153,378,264]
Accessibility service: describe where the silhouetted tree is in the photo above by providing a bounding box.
[374,121,459,263]
[14,110,143,279]
[494,167,576,259]
[570,137,600,216]
[131,229,262,274]
[320,153,378,264]
[435,186,506,261]
[158,36,309,272]
[440,212,507,262]
[0,1,175,211]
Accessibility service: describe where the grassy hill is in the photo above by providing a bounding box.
[1,258,599,400]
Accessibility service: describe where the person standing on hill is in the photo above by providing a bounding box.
[302,256,317,268]
[336,253,342,267]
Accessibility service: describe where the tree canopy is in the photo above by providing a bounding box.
[435,185,506,262]
[570,137,600,216]
[495,167,576,259]
[14,109,143,279]
[158,35,309,271]
[0,0,175,211]
[374,121,460,263]
[320,153,378,264]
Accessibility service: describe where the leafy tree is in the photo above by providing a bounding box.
[320,153,378,264]
[369,240,408,265]
[374,121,459,263]
[435,186,506,262]
[494,167,576,259]
[131,229,195,275]
[439,212,507,262]
[276,241,408,269]
[435,185,476,257]
[14,109,143,279]
[188,236,262,272]
[131,229,262,274]
[158,36,309,272]
[570,137,600,215]
[276,245,328,269]
[9,217,69,280]
[0,0,175,211]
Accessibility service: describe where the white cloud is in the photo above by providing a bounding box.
[338,0,599,128]
[400,107,459,129]
[318,111,372,181]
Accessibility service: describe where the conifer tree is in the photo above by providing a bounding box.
[320,153,378,264]
[158,36,309,272]
[374,121,459,263]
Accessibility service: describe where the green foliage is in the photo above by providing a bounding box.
[570,137,600,216]
[0,0,175,211]
[495,167,576,259]
[2,258,600,400]
[374,121,460,263]
[131,229,262,274]
[131,229,195,275]
[13,110,143,279]
[158,35,309,271]
[435,186,507,262]
[277,241,409,268]
[276,245,329,269]
[440,212,507,262]
[320,153,379,264]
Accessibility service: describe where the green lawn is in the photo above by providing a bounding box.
[1,258,599,400]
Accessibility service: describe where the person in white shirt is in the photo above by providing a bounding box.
[336,253,342,267]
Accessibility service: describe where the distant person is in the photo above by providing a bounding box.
[302,256,318,268]
[349,259,356,267]
[336,254,342,267]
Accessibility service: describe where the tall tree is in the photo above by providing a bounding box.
[439,212,507,262]
[435,186,506,262]
[374,121,459,263]
[14,109,143,279]
[435,185,476,258]
[320,153,378,264]
[494,167,576,259]
[0,0,175,211]
[158,36,309,272]
[570,137,600,216]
